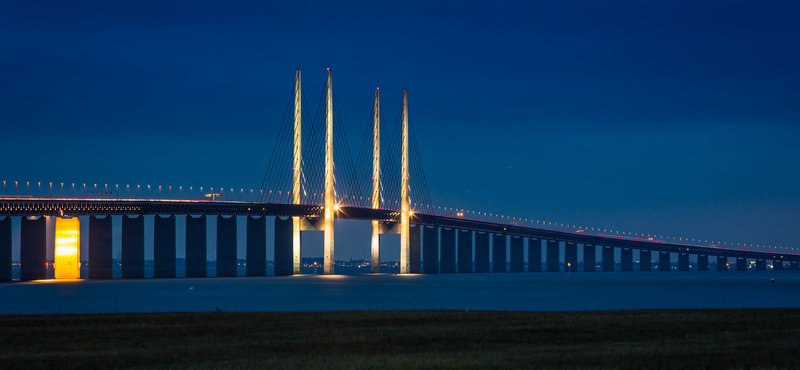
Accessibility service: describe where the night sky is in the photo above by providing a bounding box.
[2,1,798,260]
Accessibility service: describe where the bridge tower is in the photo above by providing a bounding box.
[292,69,302,274]
[371,88,381,273]
[324,68,335,274]
[400,89,410,273]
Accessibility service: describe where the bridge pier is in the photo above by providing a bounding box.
[410,225,421,273]
[755,259,766,271]
[678,253,689,271]
[510,236,524,272]
[697,255,708,271]
[774,259,784,270]
[620,248,632,272]
[565,242,577,272]
[658,252,670,271]
[154,215,176,278]
[20,216,47,280]
[216,216,237,277]
[440,228,456,273]
[88,216,112,279]
[422,226,439,274]
[457,230,472,273]
[602,246,614,272]
[736,257,747,271]
[185,215,207,278]
[0,218,10,281]
[492,234,506,273]
[274,217,293,276]
[640,250,651,271]
[716,256,728,271]
[121,216,144,279]
[246,216,267,276]
[528,238,542,272]
[791,261,799,271]
[546,240,559,272]
[474,232,489,273]
[583,244,595,272]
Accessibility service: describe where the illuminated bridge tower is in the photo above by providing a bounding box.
[400,89,410,274]
[323,68,335,274]
[292,69,302,275]
[371,88,381,273]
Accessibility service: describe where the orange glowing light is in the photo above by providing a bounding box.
[55,216,80,279]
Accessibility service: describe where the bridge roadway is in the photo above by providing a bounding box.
[0,198,798,281]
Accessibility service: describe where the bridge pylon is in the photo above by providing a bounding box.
[400,89,410,273]
[371,88,381,273]
[324,68,335,274]
[292,69,302,275]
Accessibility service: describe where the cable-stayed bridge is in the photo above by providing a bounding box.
[1,69,797,281]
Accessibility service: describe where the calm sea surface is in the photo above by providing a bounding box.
[1,271,798,314]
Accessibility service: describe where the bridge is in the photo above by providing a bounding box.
[1,69,797,281]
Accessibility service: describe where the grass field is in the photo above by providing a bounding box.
[1,309,799,369]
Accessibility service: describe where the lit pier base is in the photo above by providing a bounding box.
[546,240,559,272]
[583,244,596,272]
[440,228,456,274]
[422,226,439,274]
[88,216,112,279]
[774,260,784,271]
[755,259,766,271]
[602,246,614,272]
[153,215,176,278]
[564,242,577,272]
[736,257,747,272]
[121,216,145,279]
[457,229,472,273]
[474,232,490,273]
[658,252,670,271]
[510,236,524,272]
[620,248,632,272]
[697,254,708,271]
[185,215,207,278]
[216,216,237,277]
[0,218,11,281]
[791,262,799,271]
[528,238,542,272]
[246,216,267,276]
[274,217,293,276]
[20,216,47,280]
[493,234,507,273]
[678,253,689,272]
[640,250,652,271]
[716,256,728,271]
[409,225,421,273]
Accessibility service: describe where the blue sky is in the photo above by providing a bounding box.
[2,1,798,259]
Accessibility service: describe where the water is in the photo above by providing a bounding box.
[1,271,798,315]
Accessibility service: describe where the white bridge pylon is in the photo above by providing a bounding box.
[287,69,412,275]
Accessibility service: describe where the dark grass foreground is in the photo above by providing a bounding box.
[1,309,799,369]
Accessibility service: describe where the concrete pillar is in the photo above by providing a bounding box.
[774,259,784,270]
[546,240,559,272]
[185,215,207,278]
[640,250,651,271]
[658,252,670,271]
[492,234,507,273]
[602,246,614,272]
[678,253,689,271]
[121,216,144,279]
[564,242,577,272]
[274,217,293,276]
[756,259,766,271]
[410,225,421,273]
[457,229,472,273]
[510,236,524,272]
[716,256,728,271]
[791,261,799,271]
[697,255,708,271]
[736,257,747,271]
[246,216,267,276]
[528,238,542,272]
[440,228,456,273]
[154,215,176,278]
[621,248,632,272]
[422,226,439,274]
[474,232,490,273]
[20,216,47,280]
[0,218,11,281]
[583,244,595,272]
[216,216,237,277]
[88,216,112,279]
